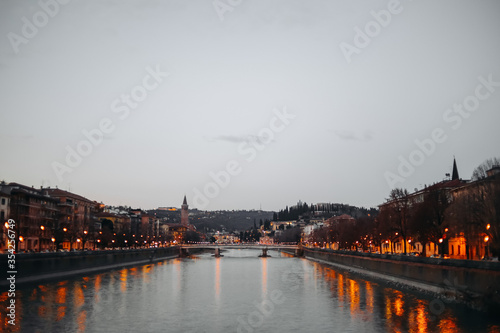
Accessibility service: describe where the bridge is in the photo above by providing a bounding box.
[179,244,303,258]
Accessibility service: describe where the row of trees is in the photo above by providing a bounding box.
[274,202,378,221]
[310,177,499,258]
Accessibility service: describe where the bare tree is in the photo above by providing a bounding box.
[471,157,500,181]
[410,188,450,256]
[384,188,411,254]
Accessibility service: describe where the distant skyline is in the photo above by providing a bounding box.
[1,0,499,211]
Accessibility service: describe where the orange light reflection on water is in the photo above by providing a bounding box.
[262,258,268,297]
[74,284,84,308]
[337,272,345,307]
[393,291,404,317]
[215,258,221,299]
[348,279,360,314]
[56,306,66,322]
[120,269,128,293]
[94,275,101,303]
[366,282,374,311]
[415,300,428,333]
[56,286,67,304]
[77,310,86,333]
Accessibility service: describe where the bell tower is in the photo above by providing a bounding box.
[181,195,189,226]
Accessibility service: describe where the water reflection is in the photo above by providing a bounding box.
[261,258,268,297]
[1,250,499,333]
[308,260,500,333]
[215,257,221,299]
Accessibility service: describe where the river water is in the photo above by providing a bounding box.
[1,249,499,332]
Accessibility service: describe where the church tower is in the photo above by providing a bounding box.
[452,157,460,180]
[181,195,189,226]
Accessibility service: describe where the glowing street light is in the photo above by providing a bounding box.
[63,228,67,232]
[40,225,45,231]
[484,235,490,259]
[486,224,491,230]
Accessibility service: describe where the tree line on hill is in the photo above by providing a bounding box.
[274,202,377,221]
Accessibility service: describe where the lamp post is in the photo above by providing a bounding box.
[83,230,88,250]
[39,225,45,252]
[484,236,490,259]
[484,224,491,259]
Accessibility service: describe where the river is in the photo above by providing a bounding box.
[1,249,499,332]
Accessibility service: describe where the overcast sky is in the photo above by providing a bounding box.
[1,0,499,211]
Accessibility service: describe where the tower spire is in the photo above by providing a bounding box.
[452,157,459,180]
[181,195,189,226]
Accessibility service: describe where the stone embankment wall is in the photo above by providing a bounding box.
[0,247,195,286]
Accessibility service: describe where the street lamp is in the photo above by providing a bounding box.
[484,236,490,259]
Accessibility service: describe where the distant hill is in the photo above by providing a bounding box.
[276,202,378,221]
[190,210,274,232]
[148,208,274,232]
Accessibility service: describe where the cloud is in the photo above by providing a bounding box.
[332,130,374,142]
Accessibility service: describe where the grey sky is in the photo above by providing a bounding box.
[1,0,499,211]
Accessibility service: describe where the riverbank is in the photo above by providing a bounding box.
[290,248,500,312]
[0,247,203,287]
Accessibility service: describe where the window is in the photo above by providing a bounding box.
[1,198,5,205]
[458,245,461,255]
[451,245,454,255]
